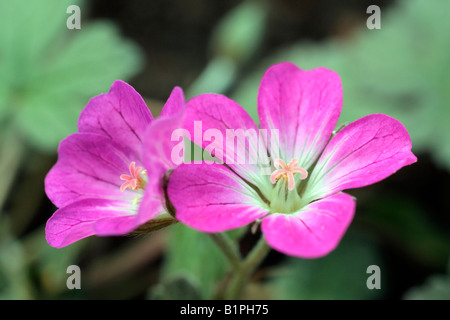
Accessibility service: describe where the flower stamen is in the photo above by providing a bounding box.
[120,162,147,192]
[270,158,308,191]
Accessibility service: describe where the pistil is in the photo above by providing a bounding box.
[269,158,308,213]
[120,162,147,192]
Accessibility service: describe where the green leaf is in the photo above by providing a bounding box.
[22,225,85,298]
[0,0,76,86]
[186,57,237,98]
[269,231,385,300]
[209,0,267,64]
[14,92,84,151]
[403,274,450,300]
[0,216,34,299]
[161,224,231,299]
[187,0,267,98]
[0,0,143,151]
[359,195,450,269]
[149,275,203,300]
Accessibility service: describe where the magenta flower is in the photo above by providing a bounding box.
[45,80,185,248]
[168,62,417,258]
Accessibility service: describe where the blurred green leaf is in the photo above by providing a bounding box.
[0,127,25,211]
[23,226,85,298]
[187,0,267,98]
[403,274,450,300]
[161,224,231,299]
[149,275,203,300]
[186,57,237,98]
[0,85,9,120]
[0,216,34,299]
[210,0,267,64]
[232,0,450,170]
[0,0,143,151]
[269,231,385,300]
[359,195,450,269]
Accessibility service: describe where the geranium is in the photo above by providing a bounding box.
[168,62,417,258]
[45,80,184,248]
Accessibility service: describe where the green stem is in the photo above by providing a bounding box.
[223,236,271,300]
[209,232,242,271]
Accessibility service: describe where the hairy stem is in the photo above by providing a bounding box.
[223,236,271,300]
[209,232,242,271]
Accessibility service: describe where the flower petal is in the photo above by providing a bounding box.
[257,62,342,170]
[45,132,139,208]
[78,80,153,159]
[261,192,355,258]
[184,93,272,197]
[304,114,417,201]
[135,183,166,226]
[143,87,186,176]
[168,162,269,232]
[160,86,185,117]
[139,88,186,221]
[45,198,138,248]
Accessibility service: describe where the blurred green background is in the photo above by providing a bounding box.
[0,0,449,300]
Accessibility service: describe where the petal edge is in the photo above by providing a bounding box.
[261,192,355,258]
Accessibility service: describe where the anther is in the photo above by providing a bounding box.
[120,162,146,192]
[270,158,308,191]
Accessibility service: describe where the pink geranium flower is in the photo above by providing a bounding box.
[45,81,185,248]
[168,62,417,258]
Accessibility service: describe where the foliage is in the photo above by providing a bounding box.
[0,0,143,151]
